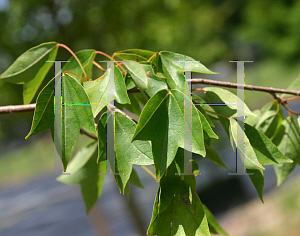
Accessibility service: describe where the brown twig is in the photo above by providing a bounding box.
[80,127,97,140]
[271,93,299,115]
[190,78,300,96]
[0,104,36,114]
[284,95,300,102]
[0,80,298,116]
[127,87,140,94]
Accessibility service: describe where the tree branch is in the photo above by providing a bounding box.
[0,104,36,114]
[189,78,300,96]
[0,80,298,116]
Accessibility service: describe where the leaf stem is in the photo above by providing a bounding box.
[141,166,156,180]
[93,61,106,72]
[147,53,156,62]
[282,102,299,116]
[94,74,106,81]
[57,44,88,81]
[95,51,116,61]
[95,51,127,73]
[202,108,230,120]
[63,71,85,82]
[80,127,97,140]
[271,93,299,116]
[116,62,124,67]
[284,95,300,102]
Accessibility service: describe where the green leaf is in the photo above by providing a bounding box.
[114,66,131,104]
[23,46,58,104]
[1,42,57,84]
[147,161,210,236]
[84,66,130,117]
[115,93,142,116]
[245,110,261,126]
[204,87,256,117]
[246,169,264,202]
[132,89,210,180]
[128,168,144,189]
[197,109,218,139]
[61,73,96,170]
[141,64,168,98]
[159,51,216,91]
[282,74,300,98]
[173,148,197,176]
[57,142,106,213]
[273,117,300,186]
[113,49,155,62]
[298,115,300,128]
[255,110,277,131]
[245,123,293,165]
[26,78,54,139]
[151,52,165,78]
[114,111,153,194]
[124,60,148,90]
[203,204,228,235]
[125,72,137,90]
[134,90,149,106]
[97,117,107,163]
[254,101,284,139]
[229,118,265,170]
[62,49,96,81]
[192,93,219,121]
[205,144,231,171]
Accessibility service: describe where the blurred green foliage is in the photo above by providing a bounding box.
[0,0,300,150]
[1,0,300,70]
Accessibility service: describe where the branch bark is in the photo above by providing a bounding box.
[0,79,299,116]
[190,78,300,96]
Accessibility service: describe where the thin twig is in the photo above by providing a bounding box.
[80,127,97,140]
[107,103,137,123]
[271,93,299,115]
[190,78,300,96]
[284,95,300,102]
[0,80,298,115]
[127,87,140,94]
[281,102,299,115]
[0,104,36,114]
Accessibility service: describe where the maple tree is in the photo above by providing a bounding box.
[0,42,300,236]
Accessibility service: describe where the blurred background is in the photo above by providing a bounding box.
[0,0,300,235]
